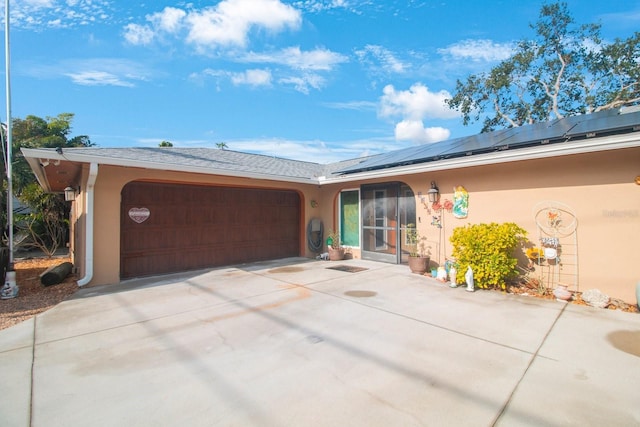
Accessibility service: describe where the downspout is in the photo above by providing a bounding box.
[77,163,98,287]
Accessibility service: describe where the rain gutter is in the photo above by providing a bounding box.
[77,162,98,287]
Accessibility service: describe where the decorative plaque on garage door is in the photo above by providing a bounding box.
[128,207,150,224]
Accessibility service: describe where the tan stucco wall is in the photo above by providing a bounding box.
[319,148,640,304]
[73,165,322,286]
[73,147,639,304]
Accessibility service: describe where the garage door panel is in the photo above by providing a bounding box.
[121,182,300,279]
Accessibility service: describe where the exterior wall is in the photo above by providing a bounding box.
[74,165,321,286]
[73,147,639,304]
[319,148,640,304]
[70,164,91,278]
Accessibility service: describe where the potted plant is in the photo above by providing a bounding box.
[406,224,430,274]
[326,230,345,261]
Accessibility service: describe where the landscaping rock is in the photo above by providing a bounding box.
[582,289,610,308]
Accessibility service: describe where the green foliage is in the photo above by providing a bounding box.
[15,183,69,258]
[159,140,173,147]
[450,223,527,290]
[446,1,640,132]
[1,113,90,250]
[406,224,428,257]
[326,229,342,249]
[8,113,93,195]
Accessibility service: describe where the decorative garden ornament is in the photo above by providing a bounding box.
[449,266,457,288]
[1,271,19,299]
[553,284,572,302]
[465,266,474,292]
[453,186,469,219]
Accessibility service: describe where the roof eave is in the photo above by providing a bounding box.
[21,131,639,188]
[20,148,320,186]
[23,155,55,192]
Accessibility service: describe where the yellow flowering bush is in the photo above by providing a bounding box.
[450,222,527,290]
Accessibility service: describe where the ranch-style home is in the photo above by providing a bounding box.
[22,107,640,304]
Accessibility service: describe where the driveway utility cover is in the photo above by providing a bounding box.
[344,290,377,298]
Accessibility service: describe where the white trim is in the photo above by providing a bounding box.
[77,163,98,287]
[20,132,640,190]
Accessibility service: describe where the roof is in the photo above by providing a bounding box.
[338,107,640,174]
[21,107,640,192]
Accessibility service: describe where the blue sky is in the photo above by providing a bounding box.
[2,0,639,163]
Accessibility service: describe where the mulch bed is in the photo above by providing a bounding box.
[0,257,78,331]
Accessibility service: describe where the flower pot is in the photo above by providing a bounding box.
[328,247,345,261]
[408,256,429,274]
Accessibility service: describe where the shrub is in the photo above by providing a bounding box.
[450,222,527,290]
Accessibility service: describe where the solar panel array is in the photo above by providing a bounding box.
[338,107,640,175]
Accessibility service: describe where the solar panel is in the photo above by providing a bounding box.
[441,128,514,155]
[567,109,640,138]
[337,108,640,175]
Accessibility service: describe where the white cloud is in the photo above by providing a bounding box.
[231,69,272,87]
[394,120,450,144]
[148,7,186,34]
[123,23,155,45]
[10,0,113,29]
[228,136,385,163]
[191,67,328,93]
[294,0,349,13]
[26,0,56,5]
[279,73,325,94]
[65,71,134,87]
[241,46,348,71]
[186,0,300,49]
[438,39,514,62]
[190,45,344,93]
[24,58,152,87]
[355,45,407,74]
[379,83,458,120]
[379,83,458,144]
[123,2,345,93]
[189,68,273,88]
[322,100,377,111]
[124,0,301,50]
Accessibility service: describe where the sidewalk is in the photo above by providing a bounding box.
[1,258,638,426]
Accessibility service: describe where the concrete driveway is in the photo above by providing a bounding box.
[1,258,639,426]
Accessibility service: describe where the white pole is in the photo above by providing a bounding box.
[4,0,12,267]
[2,0,17,299]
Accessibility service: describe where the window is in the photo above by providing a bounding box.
[339,190,360,247]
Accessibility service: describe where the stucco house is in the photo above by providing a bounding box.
[22,107,640,303]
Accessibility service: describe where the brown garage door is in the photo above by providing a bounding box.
[121,181,300,279]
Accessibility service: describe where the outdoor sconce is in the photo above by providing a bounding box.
[64,186,78,202]
[427,181,439,203]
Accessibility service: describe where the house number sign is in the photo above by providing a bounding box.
[128,207,150,224]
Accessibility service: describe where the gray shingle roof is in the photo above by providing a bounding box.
[23,107,640,185]
[59,147,328,180]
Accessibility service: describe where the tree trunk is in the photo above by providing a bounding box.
[40,262,73,286]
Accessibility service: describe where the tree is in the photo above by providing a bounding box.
[10,113,93,195]
[446,2,640,132]
[158,140,173,147]
[1,113,92,254]
[14,183,69,258]
[216,142,228,149]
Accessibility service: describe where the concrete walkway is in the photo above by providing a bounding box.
[1,258,639,426]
